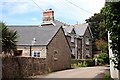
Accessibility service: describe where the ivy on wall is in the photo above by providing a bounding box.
[101,2,120,70]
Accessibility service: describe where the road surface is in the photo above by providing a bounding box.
[31,66,109,79]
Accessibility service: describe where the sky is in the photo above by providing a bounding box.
[0,0,105,25]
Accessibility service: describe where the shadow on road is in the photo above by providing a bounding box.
[92,68,110,80]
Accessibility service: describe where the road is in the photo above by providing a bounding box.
[31,66,109,79]
[0,58,2,80]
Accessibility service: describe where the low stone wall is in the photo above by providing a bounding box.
[2,56,46,78]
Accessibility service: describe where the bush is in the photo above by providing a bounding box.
[103,73,111,80]
[86,59,94,66]
[71,59,94,68]
[98,52,109,64]
[78,62,87,67]
[98,58,104,66]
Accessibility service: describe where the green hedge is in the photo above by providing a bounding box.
[71,59,95,67]
[86,59,95,66]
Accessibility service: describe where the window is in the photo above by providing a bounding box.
[14,50,22,56]
[86,37,89,45]
[37,52,40,57]
[86,48,90,58]
[32,51,40,57]
[86,49,89,54]
[71,35,74,42]
[71,48,75,55]
[53,50,58,61]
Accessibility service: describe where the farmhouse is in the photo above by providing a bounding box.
[9,25,71,72]
[63,24,93,59]
[41,9,93,59]
[9,9,93,71]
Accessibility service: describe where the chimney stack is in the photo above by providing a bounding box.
[43,8,54,23]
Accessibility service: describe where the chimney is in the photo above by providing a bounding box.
[43,8,54,23]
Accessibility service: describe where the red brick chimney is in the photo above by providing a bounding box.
[43,9,54,23]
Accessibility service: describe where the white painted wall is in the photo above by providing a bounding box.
[108,32,119,79]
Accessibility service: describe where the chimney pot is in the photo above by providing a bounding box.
[43,8,54,23]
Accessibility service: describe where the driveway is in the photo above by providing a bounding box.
[31,66,109,79]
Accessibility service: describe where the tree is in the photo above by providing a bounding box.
[86,13,108,55]
[101,2,120,70]
[95,39,108,53]
[86,13,107,41]
[0,22,17,55]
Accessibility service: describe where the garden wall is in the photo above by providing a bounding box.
[2,56,47,78]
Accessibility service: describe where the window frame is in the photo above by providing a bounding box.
[85,36,90,45]
[71,35,74,42]
[32,51,41,57]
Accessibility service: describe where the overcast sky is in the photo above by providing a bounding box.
[0,0,105,25]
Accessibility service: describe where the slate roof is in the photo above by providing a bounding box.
[74,23,88,36]
[63,25,74,35]
[9,25,60,46]
[63,23,91,37]
[41,20,65,26]
[54,20,65,26]
[41,20,91,37]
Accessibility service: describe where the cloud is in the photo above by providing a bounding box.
[1,0,105,24]
[2,1,38,15]
[2,0,105,15]
[32,17,38,21]
[1,0,59,15]
[1,0,30,2]
[0,3,3,21]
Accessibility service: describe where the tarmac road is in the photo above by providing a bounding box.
[31,66,109,80]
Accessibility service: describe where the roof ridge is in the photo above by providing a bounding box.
[54,19,69,26]
[8,25,39,27]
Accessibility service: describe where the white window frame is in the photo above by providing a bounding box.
[32,51,41,57]
[86,37,89,45]
[71,48,75,55]
[71,35,74,42]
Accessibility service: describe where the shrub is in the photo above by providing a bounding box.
[98,58,104,66]
[103,73,111,80]
[71,59,94,68]
[86,59,94,66]
[98,52,109,64]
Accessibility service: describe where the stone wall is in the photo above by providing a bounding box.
[46,27,71,72]
[83,27,92,58]
[77,38,82,59]
[17,46,47,58]
[2,56,46,78]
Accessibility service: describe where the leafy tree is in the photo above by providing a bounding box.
[86,13,107,41]
[86,13,108,55]
[101,2,120,70]
[95,39,108,53]
[0,22,17,55]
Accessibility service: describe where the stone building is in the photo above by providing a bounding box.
[63,24,93,59]
[41,9,93,59]
[9,25,71,72]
